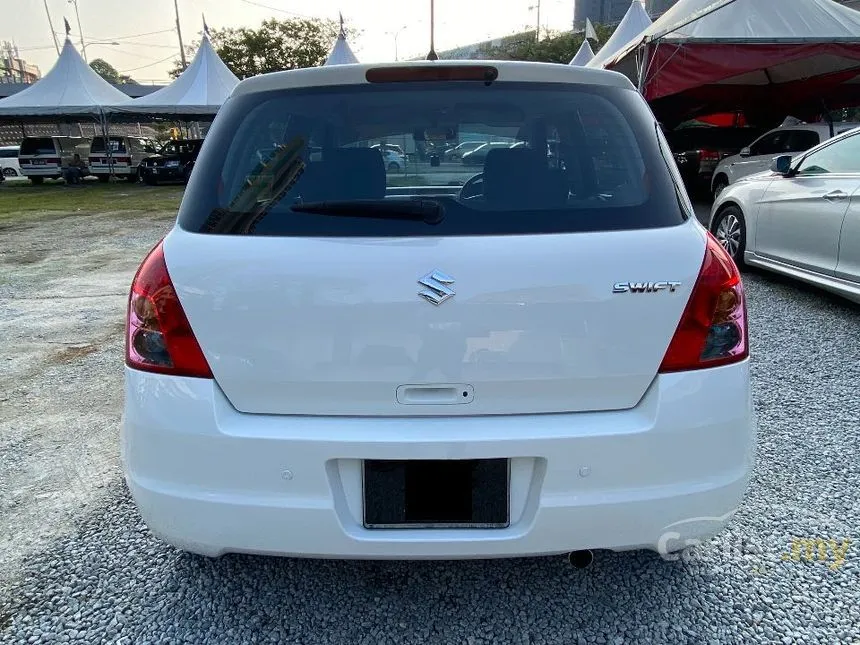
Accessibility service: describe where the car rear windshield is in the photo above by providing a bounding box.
[20,138,56,156]
[91,137,127,153]
[179,81,687,237]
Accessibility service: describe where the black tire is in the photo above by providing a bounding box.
[712,205,746,267]
[97,175,110,183]
[388,162,400,172]
[2,167,16,177]
[30,176,44,185]
[125,172,138,182]
[712,175,728,200]
[143,174,158,186]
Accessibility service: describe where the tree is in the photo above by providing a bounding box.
[169,18,347,80]
[476,23,617,64]
[90,58,134,84]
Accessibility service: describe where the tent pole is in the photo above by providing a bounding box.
[822,100,834,138]
[637,43,649,94]
[101,110,114,182]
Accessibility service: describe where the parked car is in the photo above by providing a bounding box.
[711,122,860,199]
[665,126,768,194]
[123,60,753,562]
[88,136,158,182]
[0,145,21,179]
[444,140,484,161]
[711,127,860,303]
[461,141,512,165]
[18,136,91,184]
[371,143,405,157]
[379,148,406,172]
[139,139,204,185]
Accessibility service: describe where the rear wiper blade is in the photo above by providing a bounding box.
[290,199,444,225]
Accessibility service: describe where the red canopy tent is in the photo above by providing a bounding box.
[601,0,860,126]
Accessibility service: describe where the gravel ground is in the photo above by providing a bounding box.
[1,208,859,644]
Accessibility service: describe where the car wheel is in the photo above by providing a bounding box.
[126,172,138,182]
[2,168,16,177]
[712,176,728,200]
[98,175,110,183]
[388,162,400,172]
[143,175,158,186]
[30,176,44,185]
[713,205,746,267]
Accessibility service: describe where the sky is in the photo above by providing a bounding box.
[5,0,578,85]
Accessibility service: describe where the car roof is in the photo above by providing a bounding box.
[232,60,635,98]
[772,123,860,134]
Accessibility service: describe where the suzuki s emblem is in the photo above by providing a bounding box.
[418,270,455,305]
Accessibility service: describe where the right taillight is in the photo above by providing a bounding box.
[125,240,212,378]
[659,233,748,372]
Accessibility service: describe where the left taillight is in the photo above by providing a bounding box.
[125,240,212,378]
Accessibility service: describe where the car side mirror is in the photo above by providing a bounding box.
[771,155,793,175]
[739,147,751,158]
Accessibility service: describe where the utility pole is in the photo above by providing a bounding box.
[174,0,188,71]
[68,0,87,62]
[44,0,60,55]
[536,0,541,41]
[426,0,438,60]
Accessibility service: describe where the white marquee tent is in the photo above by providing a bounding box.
[324,24,359,66]
[586,0,652,71]
[569,40,595,66]
[0,38,129,118]
[108,35,238,118]
[599,0,860,107]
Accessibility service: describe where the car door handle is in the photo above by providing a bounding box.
[823,190,848,202]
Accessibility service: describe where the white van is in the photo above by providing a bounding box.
[88,136,158,182]
[18,136,92,184]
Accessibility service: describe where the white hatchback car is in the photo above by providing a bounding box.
[711,127,860,304]
[122,61,755,561]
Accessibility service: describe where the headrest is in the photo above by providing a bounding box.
[322,147,386,200]
[483,148,551,208]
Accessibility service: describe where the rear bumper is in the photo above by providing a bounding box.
[141,167,182,180]
[122,362,756,559]
[90,164,134,176]
[20,167,62,177]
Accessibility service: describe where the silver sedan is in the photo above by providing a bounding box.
[709,127,860,304]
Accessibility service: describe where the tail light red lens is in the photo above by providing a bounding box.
[659,233,748,372]
[125,241,212,378]
[699,149,721,161]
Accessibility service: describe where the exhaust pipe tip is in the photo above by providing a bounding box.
[568,549,594,569]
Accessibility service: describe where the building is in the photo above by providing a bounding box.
[436,31,535,60]
[575,0,634,28]
[645,0,679,18]
[1,42,41,84]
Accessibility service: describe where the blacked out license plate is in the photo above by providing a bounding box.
[362,458,510,529]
